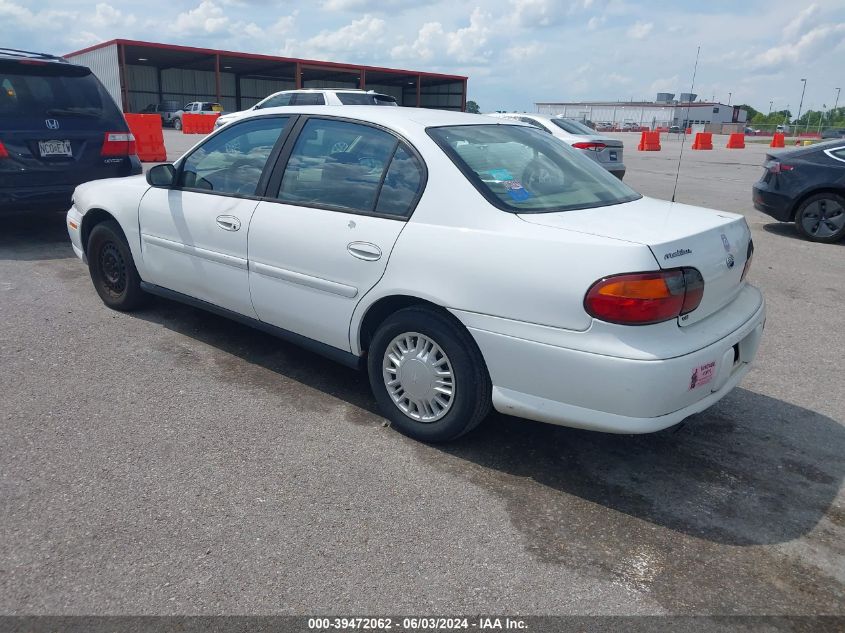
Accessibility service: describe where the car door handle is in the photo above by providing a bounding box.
[347,241,382,261]
[216,215,241,231]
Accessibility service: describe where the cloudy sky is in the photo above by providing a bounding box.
[2,0,844,113]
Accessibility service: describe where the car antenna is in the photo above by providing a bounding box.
[671,45,701,203]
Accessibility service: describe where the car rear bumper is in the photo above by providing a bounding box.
[0,184,76,213]
[752,183,793,221]
[466,287,766,433]
[0,157,142,214]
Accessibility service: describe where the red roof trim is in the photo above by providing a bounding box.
[64,39,468,81]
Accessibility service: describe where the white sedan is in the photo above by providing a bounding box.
[67,107,765,442]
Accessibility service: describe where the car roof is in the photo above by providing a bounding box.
[0,47,68,64]
[770,139,845,158]
[238,105,523,132]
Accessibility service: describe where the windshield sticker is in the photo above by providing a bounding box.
[488,168,514,181]
[689,361,716,390]
[504,180,531,202]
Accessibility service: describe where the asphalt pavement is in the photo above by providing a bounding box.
[1,130,843,616]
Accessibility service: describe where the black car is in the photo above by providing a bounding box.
[753,140,845,242]
[821,127,845,139]
[0,48,141,214]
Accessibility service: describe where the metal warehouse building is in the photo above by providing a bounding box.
[536,93,747,130]
[64,39,468,113]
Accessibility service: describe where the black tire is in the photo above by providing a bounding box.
[367,307,492,443]
[87,220,147,311]
[794,192,845,243]
[173,117,182,131]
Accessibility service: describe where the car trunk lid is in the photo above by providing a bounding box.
[518,197,753,326]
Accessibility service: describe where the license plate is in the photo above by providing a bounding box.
[38,140,72,157]
[609,151,617,161]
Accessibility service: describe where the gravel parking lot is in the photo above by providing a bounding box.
[1,130,843,616]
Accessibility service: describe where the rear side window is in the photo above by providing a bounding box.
[337,93,398,106]
[276,118,398,213]
[0,65,118,119]
[551,118,594,135]
[831,148,845,160]
[375,146,424,216]
[179,116,289,196]
[292,93,325,106]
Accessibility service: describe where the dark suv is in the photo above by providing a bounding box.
[0,48,141,214]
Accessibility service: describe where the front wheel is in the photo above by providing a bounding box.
[173,117,182,131]
[795,193,845,243]
[367,307,492,443]
[87,220,147,311]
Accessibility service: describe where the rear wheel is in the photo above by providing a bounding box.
[367,307,492,443]
[795,193,845,243]
[87,220,146,311]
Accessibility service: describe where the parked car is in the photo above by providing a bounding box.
[172,101,223,130]
[0,47,140,214]
[139,100,181,127]
[488,112,626,179]
[669,125,682,134]
[744,127,761,135]
[753,140,845,242]
[214,89,398,129]
[821,128,845,139]
[67,107,764,442]
[776,124,791,134]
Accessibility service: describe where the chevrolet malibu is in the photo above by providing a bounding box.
[67,107,765,442]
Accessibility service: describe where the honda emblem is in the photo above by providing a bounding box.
[45,119,60,130]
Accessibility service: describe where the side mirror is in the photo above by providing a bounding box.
[147,163,176,187]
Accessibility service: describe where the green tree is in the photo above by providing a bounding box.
[465,100,480,114]
[737,104,759,121]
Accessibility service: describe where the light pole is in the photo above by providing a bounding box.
[834,88,841,122]
[768,100,773,115]
[796,78,807,132]
[727,92,732,105]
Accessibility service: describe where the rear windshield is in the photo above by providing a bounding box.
[336,92,398,106]
[551,118,595,135]
[0,63,119,119]
[428,124,640,214]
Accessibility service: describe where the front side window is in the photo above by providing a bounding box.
[276,118,398,213]
[258,93,293,109]
[428,124,640,214]
[179,116,289,196]
[520,117,551,133]
[292,93,325,106]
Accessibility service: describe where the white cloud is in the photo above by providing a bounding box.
[506,42,544,60]
[392,7,493,64]
[171,1,229,35]
[510,0,566,27]
[749,23,845,69]
[627,20,653,40]
[321,0,431,10]
[587,15,605,30]
[300,14,386,56]
[91,3,136,29]
[783,3,818,39]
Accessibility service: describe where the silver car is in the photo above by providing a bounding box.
[491,113,626,179]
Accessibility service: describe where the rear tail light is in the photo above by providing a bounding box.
[101,132,136,156]
[741,240,754,281]
[584,268,705,325]
[571,141,607,151]
[0,140,8,158]
[764,159,793,174]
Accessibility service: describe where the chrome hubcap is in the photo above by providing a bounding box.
[802,199,845,237]
[382,332,455,423]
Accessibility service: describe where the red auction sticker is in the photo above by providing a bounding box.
[689,361,716,390]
